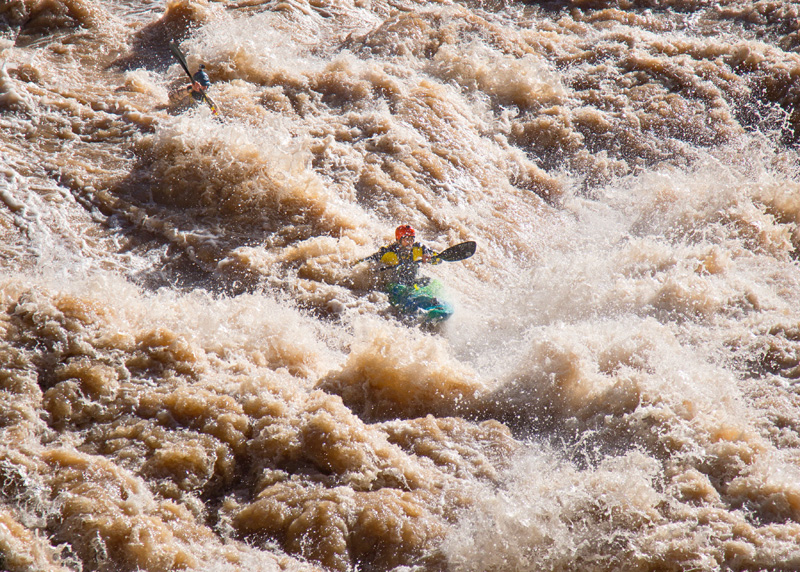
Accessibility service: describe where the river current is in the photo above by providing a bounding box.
[2,0,800,570]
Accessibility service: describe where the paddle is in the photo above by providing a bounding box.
[353,241,476,266]
[433,240,476,262]
[169,41,219,115]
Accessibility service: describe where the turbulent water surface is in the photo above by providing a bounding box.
[2,0,800,570]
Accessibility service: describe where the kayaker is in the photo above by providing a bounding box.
[186,64,210,101]
[365,225,441,285]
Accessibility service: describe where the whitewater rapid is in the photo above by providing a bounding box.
[2,0,800,571]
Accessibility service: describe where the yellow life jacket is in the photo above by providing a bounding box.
[380,245,425,266]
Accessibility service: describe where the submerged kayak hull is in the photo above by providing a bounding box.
[386,280,453,325]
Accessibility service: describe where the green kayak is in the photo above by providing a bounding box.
[385,279,453,325]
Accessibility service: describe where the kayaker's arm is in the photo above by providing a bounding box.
[426,247,442,265]
[416,245,440,265]
[352,246,391,267]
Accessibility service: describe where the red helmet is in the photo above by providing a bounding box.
[395,225,415,240]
